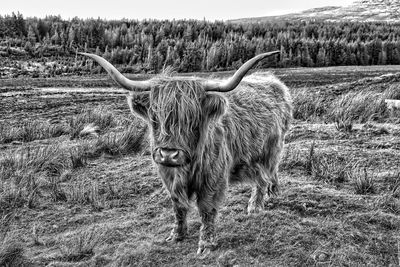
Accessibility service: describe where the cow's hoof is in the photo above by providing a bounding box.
[165,230,185,243]
[197,239,215,257]
[247,204,263,214]
[197,247,211,258]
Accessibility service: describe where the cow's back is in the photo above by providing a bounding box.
[221,73,292,178]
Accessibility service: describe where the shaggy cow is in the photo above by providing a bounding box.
[81,51,293,255]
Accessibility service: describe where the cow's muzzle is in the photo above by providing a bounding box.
[153,147,190,167]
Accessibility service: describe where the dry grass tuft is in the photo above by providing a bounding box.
[327,86,400,131]
[90,126,147,157]
[0,121,67,144]
[0,234,28,267]
[69,144,90,169]
[374,194,400,214]
[353,167,376,195]
[57,226,109,263]
[390,174,400,198]
[69,106,117,139]
[382,84,400,100]
[0,184,25,215]
[291,88,326,121]
[65,181,104,210]
[291,83,399,125]
[306,142,354,184]
[78,123,100,138]
[280,145,309,172]
[0,144,69,182]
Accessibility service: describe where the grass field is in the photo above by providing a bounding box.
[0,65,399,266]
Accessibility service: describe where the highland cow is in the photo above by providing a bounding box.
[81,51,293,255]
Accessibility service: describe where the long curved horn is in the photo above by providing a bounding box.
[79,52,152,92]
[203,51,280,92]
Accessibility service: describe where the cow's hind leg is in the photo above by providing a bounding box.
[247,163,279,214]
[166,197,188,242]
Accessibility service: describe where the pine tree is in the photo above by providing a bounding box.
[27,25,37,44]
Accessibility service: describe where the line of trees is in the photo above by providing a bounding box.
[2,12,400,73]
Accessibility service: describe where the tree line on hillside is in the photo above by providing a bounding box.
[1,12,400,74]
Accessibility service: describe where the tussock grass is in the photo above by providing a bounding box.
[0,145,71,211]
[57,226,109,263]
[389,173,400,198]
[69,144,90,169]
[374,194,400,214]
[65,180,104,210]
[0,183,25,215]
[0,234,28,267]
[328,91,386,132]
[0,212,14,239]
[0,120,67,144]
[291,88,326,121]
[0,144,69,182]
[309,153,354,185]
[281,142,356,185]
[291,83,399,126]
[280,145,309,172]
[353,167,376,195]
[89,126,147,157]
[382,84,400,99]
[69,106,117,139]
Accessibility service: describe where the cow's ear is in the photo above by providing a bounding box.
[127,92,150,120]
[203,93,228,121]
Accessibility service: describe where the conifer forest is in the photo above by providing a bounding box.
[1,12,400,76]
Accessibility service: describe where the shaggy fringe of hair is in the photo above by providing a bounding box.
[150,78,205,152]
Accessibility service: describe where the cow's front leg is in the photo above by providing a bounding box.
[166,197,188,242]
[196,200,218,256]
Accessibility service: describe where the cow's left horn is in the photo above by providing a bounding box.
[79,52,152,92]
[203,51,280,92]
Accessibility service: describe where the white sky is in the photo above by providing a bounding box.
[1,0,356,21]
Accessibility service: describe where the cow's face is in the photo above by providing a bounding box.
[130,79,227,167]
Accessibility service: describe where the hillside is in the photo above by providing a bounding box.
[230,0,400,23]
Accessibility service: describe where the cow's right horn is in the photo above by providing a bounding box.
[80,53,152,92]
[203,51,280,92]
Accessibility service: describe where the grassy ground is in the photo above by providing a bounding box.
[0,65,399,266]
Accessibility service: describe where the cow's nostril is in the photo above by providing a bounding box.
[159,149,168,159]
[170,151,179,160]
